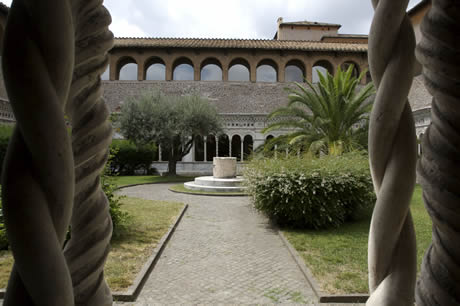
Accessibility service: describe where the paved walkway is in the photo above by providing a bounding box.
[115,183,318,305]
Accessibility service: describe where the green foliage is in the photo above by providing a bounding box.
[0,124,13,178]
[101,147,130,238]
[109,139,157,175]
[119,91,222,175]
[0,190,7,250]
[244,152,375,229]
[263,65,375,155]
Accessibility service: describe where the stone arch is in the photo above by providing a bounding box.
[257,59,278,82]
[228,58,250,81]
[312,59,334,83]
[341,60,360,78]
[206,134,216,161]
[116,56,138,80]
[173,57,194,81]
[200,57,223,81]
[243,135,254,160]
[231,135,242,161]
[285,59,306,82]
[145,56,166,80]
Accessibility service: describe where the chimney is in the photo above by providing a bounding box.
[277,17,283,26]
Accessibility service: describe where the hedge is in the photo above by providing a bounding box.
[244,152,375,229]
[109,139,157,175]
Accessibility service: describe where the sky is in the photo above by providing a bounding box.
[2,0,422,39]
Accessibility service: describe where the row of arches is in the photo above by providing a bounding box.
[153,134,255,162]
[104,56,364,83]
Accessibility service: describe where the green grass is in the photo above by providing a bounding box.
[169,183,248,196]
[283,185,432,294]
[0,197,184,292]
[113,175,194,187]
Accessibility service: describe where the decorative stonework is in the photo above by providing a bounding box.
[367,1,417,304]
[1,0,113,305]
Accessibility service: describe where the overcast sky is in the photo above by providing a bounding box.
[2,0,422,39]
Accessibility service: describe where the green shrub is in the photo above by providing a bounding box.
[101,147,130,239]
[0,124,13,178]
[109,139,157,175]
[244,152,375,229]
[0,190,7,250]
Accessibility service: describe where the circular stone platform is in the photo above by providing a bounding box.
[184,176,247,193]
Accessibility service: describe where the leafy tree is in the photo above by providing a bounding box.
[263,65,375,155]
[119,91,222,175]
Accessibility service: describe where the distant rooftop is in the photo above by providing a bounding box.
[278,20,341,28]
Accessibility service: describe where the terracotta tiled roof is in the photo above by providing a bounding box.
[113,37,367,52]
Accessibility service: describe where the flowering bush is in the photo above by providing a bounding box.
[244,152,375,229]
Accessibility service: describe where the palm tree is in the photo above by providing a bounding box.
[263,65,375,156]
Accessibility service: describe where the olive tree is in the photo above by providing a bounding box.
[119,91,222,175]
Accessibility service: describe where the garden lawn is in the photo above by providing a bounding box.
[282,185,432,294]
[113,175,194,187]
[0,197,184,292]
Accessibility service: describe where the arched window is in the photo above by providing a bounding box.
[145,57,166,80]
[218,134,230,157]
[229,58,250,81]
[312,60,334,83]
[341,61,360,78]
[243,135,254,159]
[285,60,305,82]
[194,135,205,161]
[201,58,223,81]
[117,56,138,80]
[206,135,216,161]
[173,57,194,81]
[257,59,277,82]
[231,135,242,161]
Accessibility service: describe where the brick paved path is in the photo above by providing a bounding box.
[115,183,318,305]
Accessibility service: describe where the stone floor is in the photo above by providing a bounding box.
[115,183,319,305]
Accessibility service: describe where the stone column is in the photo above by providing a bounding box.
[216,136,219,157]
[165,63,173,81]
[278,65,285,82]
[159,145,162,162]
[241,140,244,162]
[250,64,257,82]
[137,57,145,81]
[305,61,313,83]
[229,135,232,158]
[204,136,207,161]
[274,144,278,158]
[109,55,118,81]
[222,66,229,81]
[194,66,200,81]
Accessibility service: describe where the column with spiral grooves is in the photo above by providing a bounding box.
[415,1,460,304]
[367,0,418,304]
[1,0,75,305]
[63,0,114,305]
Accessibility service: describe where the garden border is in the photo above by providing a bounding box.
[0,203,188,301]
[112,203,188,302]
[278,230,369,304]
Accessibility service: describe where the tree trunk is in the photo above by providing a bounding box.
[167,157,177,176]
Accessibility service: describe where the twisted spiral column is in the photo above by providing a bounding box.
[367,0,418,304]
[1,0,75,305]
[63,0,114,305]
[415,1,460,304]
